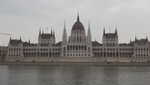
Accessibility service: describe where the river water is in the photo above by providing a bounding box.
[0,65,150,85]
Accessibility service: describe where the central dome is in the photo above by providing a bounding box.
[71,15,85,32]
[69,14,87,44]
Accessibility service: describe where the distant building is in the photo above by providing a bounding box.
[3,14,150,62]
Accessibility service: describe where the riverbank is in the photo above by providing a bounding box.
[0,62,150,66]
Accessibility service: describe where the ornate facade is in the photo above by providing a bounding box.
[2,15,150,62]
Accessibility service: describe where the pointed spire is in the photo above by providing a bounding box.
[88,21,91,35]
[28,40,30,44]
[146,35,148,41]
[88,21,90,29]
[130,38,132,43]
[62,20,67,44]
[103,27,105,35]
[38,27,42,39]
[87,21,92,43]
[115,27,118,36]
[64,20,66,29]
[51,27,53,35]
[135,36,137,41]
[53,30,55,35]
[9,37,11,41]
[20,36,22,41]
[39,27,41,35]
[53,30,55,37]
[77,12,80,22]
[9,37,11,44]
[115,27,117,32]
[42,28,44,34]
[63,21,67,35]
[50,26,55,37]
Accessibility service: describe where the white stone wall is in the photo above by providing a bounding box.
[133,43,150,62]
[6,43,24,61]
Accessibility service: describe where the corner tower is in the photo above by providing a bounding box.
[102,28,118,46]
[38,28,56,46]
[62,21,67,45]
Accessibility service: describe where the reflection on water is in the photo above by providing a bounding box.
[102,67,119,85]
[0,65,150,85]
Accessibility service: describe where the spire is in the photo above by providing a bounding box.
[42,28,44,34]
[53,30,55,37]
[51,28,53,35]
[103,27,105,36]
[130,38,132,43]
[9,37,11,44]
[62,21,67,44]
[115,27,118,36]
[64,20,66,29]
[88,22,91,36]
[10,37,11,40]
[20,36,22,41]
[87,22,92,43]
[39,27,41,35]
[38,27,42,39]
[135,36,137,41]
[28,40,30,44]
[77,12,80,22]
[9,37,11,43]
[146,35,148,41]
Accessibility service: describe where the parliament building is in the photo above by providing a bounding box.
[2,14,150,63]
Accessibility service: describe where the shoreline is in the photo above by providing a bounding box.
[0,62,150,66]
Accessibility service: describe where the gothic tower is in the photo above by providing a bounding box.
[38,28,56,46]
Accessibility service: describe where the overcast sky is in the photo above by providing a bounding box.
[0,0,150,45]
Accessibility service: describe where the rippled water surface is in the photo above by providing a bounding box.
[0,65,150,85]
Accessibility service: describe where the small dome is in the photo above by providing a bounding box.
[72,21,85,31]
[71,15,85,32]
